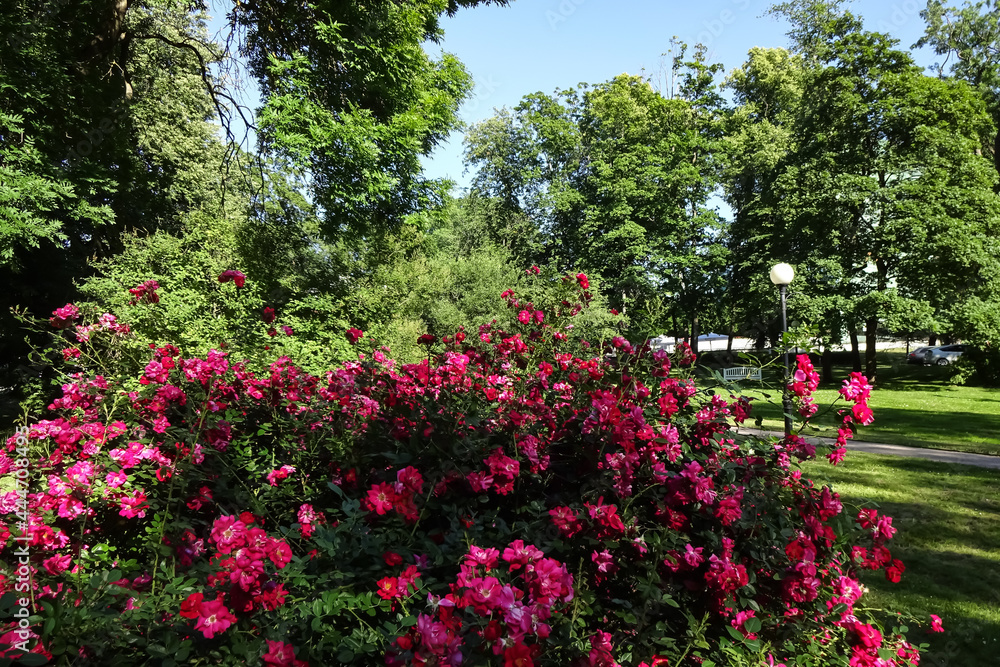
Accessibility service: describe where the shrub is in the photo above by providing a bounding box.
[0,273,934,666]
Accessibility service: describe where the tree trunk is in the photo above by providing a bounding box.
[85,0,131,63]
[754,320,767,350]
[849,330,862,372]
[690,314,699,354]
[864,258,889,383]
[929,334,938,346]
[865,315,879,384]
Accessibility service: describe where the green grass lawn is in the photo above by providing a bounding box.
[704,351,1000,456]
[800,452,1000,666]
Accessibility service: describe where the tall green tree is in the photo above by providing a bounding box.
[918,0,1000,186]
[464,58,729,343]
[1,0,515,418]
[761,0,1000,382]
[0,0,225,401]
[463,89,585,268]
[722,47,818,357]
[916,2,1000,385]
[236,0,510,241]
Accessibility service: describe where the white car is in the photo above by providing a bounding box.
[923,344,967,366]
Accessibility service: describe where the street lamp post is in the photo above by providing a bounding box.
[769,263,795,436]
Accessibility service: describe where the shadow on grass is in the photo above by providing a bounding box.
[969,397,1000,404]
[806,455,1000,522]
[833,451,999,478]
[844,508,1000,665]
[848,406,1000,454]
[802,454,1000,665]
[750,399,1000,454]
[874,381,959,392]
[879,597,1000,667]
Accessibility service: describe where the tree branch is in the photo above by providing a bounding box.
[131,33,257,141]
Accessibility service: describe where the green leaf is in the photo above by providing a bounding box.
[176,642,191,662]
[49,638,66,655]
[725,625,746,642]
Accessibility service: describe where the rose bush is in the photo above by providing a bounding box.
[0,272,935,666]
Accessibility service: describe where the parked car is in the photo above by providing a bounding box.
[923,344,968,365]
[907,346,934,365]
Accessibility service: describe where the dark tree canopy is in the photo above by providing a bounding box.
[0,0,223,393]
[0,0,510,412]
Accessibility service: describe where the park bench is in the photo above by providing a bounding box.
[722,366,762,382]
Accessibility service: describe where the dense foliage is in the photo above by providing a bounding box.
[462,2,1000,382]
[0,276,940,665]
[463,49,729,346]
[2,2,992,660]
[0,0,511,416]
[3,0,1000,408]
[0,0,224,398]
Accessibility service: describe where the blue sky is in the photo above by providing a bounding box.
[420,0,938,189]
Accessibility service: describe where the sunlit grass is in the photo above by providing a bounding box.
[800,452,1000,666]
[704,352,1000,455]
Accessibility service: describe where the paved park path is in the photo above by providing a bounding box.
[737,428,1000,471]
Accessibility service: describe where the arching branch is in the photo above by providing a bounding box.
[131,33,257,142]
